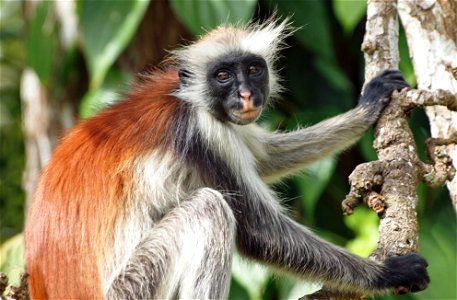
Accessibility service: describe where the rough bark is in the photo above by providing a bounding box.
[345,0,456,265]
[398,0,457,210]
[306,0,457,298]
[307,1,402,299]
[361,0,400,80]
[343,89,456,260]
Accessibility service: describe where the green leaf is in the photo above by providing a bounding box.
[0,233,24,286]
[344,207,379,256]
[231,251,270,300]
[418,208,457,300]
[333,0,367,34]
[358,128,377,161]
[272,0,333,59]
[228,278,251,300]
[169,0,257,35]
[79,88,114,119]
[79,0,149,90]
[313,56,352,91]
[295,157,336,224]
[272,1,351,91]
[79,68,130,118]
[399,27,416,86]
[282,279,322,299]
[25,1,58,86]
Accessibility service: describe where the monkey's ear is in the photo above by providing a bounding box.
[178,68,193,86]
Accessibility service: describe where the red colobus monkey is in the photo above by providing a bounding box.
[25,20,429,299]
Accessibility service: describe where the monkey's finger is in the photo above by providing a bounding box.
[376,69,403,79]
[410,281,429,293]
[383,71,405,81]
[386,80,410,90]
[394,286,411,295]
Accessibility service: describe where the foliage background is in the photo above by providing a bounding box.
[0,0,455,299]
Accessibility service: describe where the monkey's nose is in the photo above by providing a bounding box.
[239,90,252,102]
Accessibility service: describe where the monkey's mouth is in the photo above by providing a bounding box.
[231,108,262,124]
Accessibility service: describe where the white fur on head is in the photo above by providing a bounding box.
[171,18,292,108]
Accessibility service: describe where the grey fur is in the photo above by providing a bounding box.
[104,23,428,299]
[107,188,235,299]
[258,106,371,182]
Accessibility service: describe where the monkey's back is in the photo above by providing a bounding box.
[25,69,183,299]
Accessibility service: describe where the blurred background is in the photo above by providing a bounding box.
[0,0,455,299]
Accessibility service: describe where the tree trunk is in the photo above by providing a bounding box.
[361,0,421,263]
[305,0,457,298]
[398,0,457,211]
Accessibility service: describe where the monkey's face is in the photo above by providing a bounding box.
[206,53,269,125]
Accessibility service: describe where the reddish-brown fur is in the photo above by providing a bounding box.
[25,69,180,299]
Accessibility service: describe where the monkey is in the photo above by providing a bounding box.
[25,19,429,299]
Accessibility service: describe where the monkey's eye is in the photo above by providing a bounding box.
[248,65,262,76]
[216,71,231,83]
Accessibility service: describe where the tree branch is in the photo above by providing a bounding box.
[397,0,457,210]
[401,89,457,111]
[306,0,457,298]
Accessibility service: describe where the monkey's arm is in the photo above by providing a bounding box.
[257,107,369,182]
[255,70,409,183]
[233,194,429,294]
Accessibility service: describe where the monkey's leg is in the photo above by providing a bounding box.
[106,188,235,300]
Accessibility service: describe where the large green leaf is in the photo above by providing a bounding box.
[398,27,416,86]
[0,233,24,286]
[79,68,130,118]
[273,0,333,59]
[295,157,336,224]
[344,207,379,257]
[79,0,149,90]
[313,56,352,92]
[417,208,457,300]
[272,1,351,91]
[170,0,257,35]
[25,1,58,86]
[333,0,367,35]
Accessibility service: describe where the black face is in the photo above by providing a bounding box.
[204,53,269,125]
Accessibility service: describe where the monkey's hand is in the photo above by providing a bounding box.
[358,69,409,122]
[379,253,430,294]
